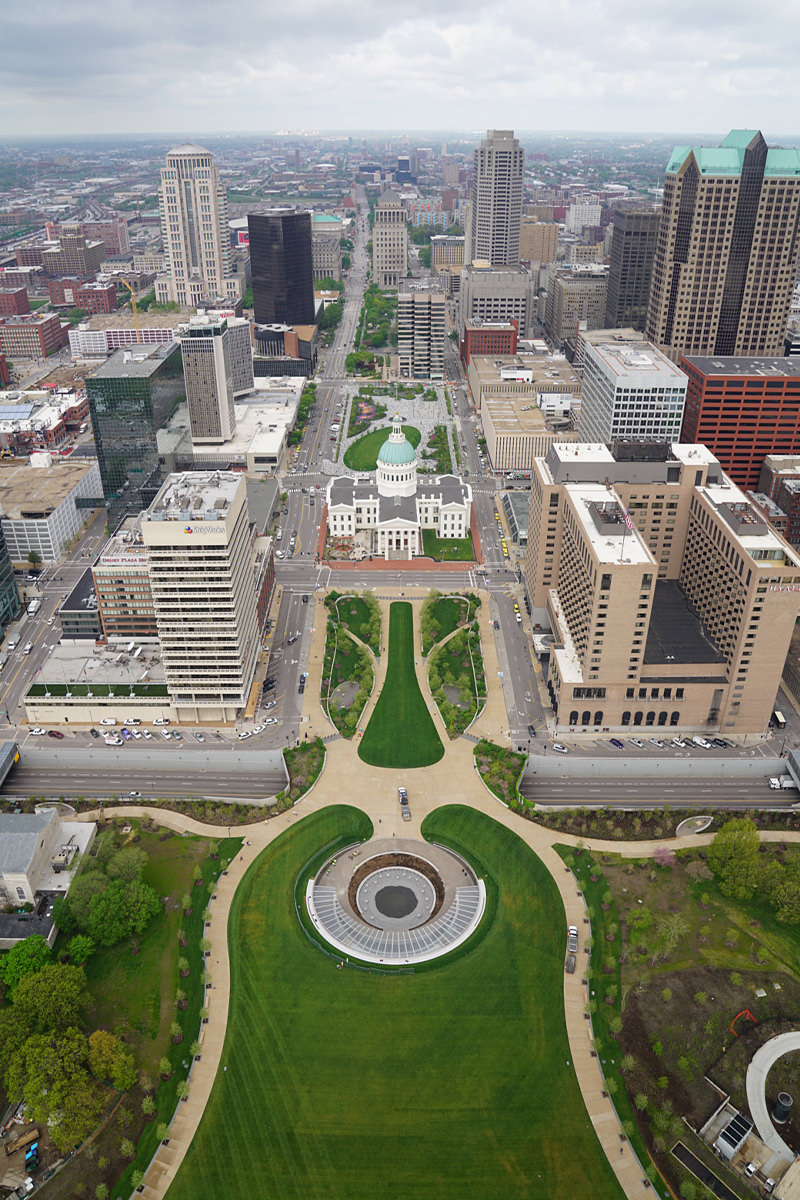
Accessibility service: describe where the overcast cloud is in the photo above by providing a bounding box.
[2,0,799,137]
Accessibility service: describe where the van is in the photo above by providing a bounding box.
[692,735,712,749]
[6,636,18,651]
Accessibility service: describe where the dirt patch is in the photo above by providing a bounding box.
[347,852,445,920]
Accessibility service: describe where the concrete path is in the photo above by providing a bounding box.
[746,1032,800,1161]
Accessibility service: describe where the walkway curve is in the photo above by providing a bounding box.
[746,1032,800,1160]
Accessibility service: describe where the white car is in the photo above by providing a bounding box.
[160,730,172,741]
[100,718,117,726]
[142,729,153,740]
[237,730,252,740]
[629,737,644,748]
[104,736,123,746]
[152,717,170,726]
[252,724,265,734]
[649,738,664,748]
[264,717,278,726]
[693,735,713,749]
[131,730,142,739]
[552,743,569,755]
[30,727,46,736]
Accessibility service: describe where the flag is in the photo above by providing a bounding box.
[625,509,633,530]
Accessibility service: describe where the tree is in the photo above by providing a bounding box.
[0,934,51,991]
[156,1122,170,1142]
[708,817,762,899]
[772,873,800,924]
[106,845,148,883]
[7,1026,101,1152]
[634,1092,649,1111]
[86,877,161,947]
[142,1095,156,1118]
[67,934,95,965]
[88,1030,136,1091]
[159,1055,173,1079]
[119,1137,136,1159]
[13,963,88,1033]
[56,871,108,934]
[95,1186,109,1200]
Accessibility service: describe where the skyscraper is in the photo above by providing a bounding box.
[86,343,185,527]
[397,291,445,379]
[155,144,240,307]
[248,210,315,326]
[603,208,660,331]
[646,130,800,361]
[465,130,524,268]
[179,319,237,444]
[371,191,408,289]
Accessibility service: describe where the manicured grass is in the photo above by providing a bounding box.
[334,592,381,654]
[166,806,624,1200]
[358,601,443,767]
[343,424,421,471]
[422,529,475,561]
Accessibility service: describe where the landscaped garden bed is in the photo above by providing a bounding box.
[473,738,526,804]
[530,806,800,840]
[281,738,326,803]
[321,620,373,738]
[328,590,381,654]
[420,591,480,655]
[429,625,486,738]
[419,424,452,473]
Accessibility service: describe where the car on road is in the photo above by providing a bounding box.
[298,679,305,694]
[152,717,170,726]
[128,791,141,798]
[609,737,625,749]
[89,728,100,739]
[47,729,64,740]
[47,615,55,625]
[100,718,117,726]
[23,642,33,654]
[552,742,568,754]
[276,550,285,559]
[629,737,644,748]
[287,634,298,645]
[237,730,252,740]
[30,727,46,735]
[193,732,205,742]
[493,619,499,630]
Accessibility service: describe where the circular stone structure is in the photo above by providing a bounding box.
[306,838,486,965]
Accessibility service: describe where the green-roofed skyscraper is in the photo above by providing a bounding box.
[646,130,800,361]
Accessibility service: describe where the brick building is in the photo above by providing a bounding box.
[47,279,117,314]
[0,266,44,292]
[46,218,129,256]
[680,357,800,489]
[0,289,30,317]
[460,319,518,366]
[0,314,69,360]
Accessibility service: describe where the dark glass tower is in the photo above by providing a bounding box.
[86,342,185,528]
[0,525,20,636]
[248,210,315,326]
[603,208,660,331]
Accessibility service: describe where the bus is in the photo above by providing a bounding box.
[27,599,40,617]
[772,710,787,729]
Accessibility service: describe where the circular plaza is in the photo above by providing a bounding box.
[305,837,486,965]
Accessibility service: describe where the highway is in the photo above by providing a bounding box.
[2,764,286,802]
[520,775,793,809]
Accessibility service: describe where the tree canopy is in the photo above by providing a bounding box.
[707,817,761,900]
[0,934,50,991]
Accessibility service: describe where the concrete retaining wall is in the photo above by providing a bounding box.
[20,746,288,779]
[524,756,781,781]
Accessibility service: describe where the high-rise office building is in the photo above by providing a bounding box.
[646,130,800,361]
[520,220,558,264]
[0,526,19,635]
[155,144,240,307]
[543,269,608,348]
[179,319,237,444]
[141,471,260,722]
[397,291,445,379]
[524,441,800,735]
[465,130,524,268]
[86,343,184,527]
[577,336,687,444]
[248,210,315,325]
[372,191,408,289]
[603,208,660,331]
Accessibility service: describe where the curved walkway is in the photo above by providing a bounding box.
[746,1032,800,1160]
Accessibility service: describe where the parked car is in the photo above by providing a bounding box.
[100,718,117,726]
[47,730,64,740]
[671,736,687,747]
[193,732,205,742]
[104,736,123,746]
[120,728,132,740]
[171,730,182,741]
[649,738,664,748]
[237,730,252,740]
[552,742,568,755]
[160,730,172,741]
[609,737,625,749]
[30,727,46,736]
[692,735,713,749]
[629,737,644,748]
[89,728,100,739]
[152,717,170,726]
[142,729,153,740]
[264,717,278,726]
[128,791,141,798]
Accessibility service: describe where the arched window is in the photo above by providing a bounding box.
[581,710,591,725]
[646,711,655,726]
[633,711,643,726]
[670,711,680,726]
[569,710,578,726]
[658,712,667,726]
[621,711,631,726]
[593,711,603,726]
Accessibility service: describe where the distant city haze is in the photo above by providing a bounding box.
[3,0,800,137]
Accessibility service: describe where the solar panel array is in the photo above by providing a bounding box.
[311,884,482,963]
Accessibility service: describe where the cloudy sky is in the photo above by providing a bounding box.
[3,0,799,138]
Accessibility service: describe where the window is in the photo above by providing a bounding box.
[621,711,631,725]
[601,573,612,590]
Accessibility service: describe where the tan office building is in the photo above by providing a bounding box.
[646,130,800,361]
[481,396,576,472]
[430,235,465,268]
[525,442,800,735]
[397,291,445,379]
[520,220,558,264]
[467,352,582,412]
[544,269,608,347]
[141,471,260,723]
[372,190,408,289]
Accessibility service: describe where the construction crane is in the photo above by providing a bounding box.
[120,277,141,343]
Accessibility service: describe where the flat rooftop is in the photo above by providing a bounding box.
[96,516,149,566]
[90,341,180,379]
[588,339,687,384]
[0,459,96,518]
[643,580,726,665]
[470,353,582,392]
[77,310,194,334]
[569,485,653,565]
[483,394,577,436]
[40,639,166,688]
[682,356,800,379]
[147,470,240,522]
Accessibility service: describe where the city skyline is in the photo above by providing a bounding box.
[3,0,800,138]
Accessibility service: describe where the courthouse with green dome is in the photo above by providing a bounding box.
[326,416,472,559]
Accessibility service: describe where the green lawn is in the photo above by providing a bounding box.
[344,424,421,471]
[358,601,443,767]
[166,805,624,1200]
[335,592,381,654]
[422,529,475,561]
